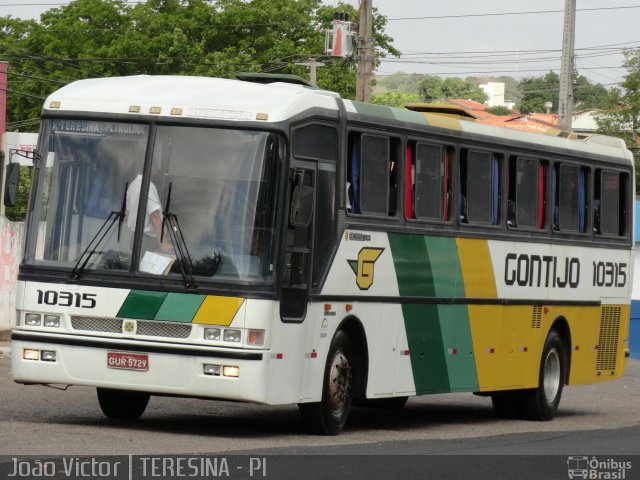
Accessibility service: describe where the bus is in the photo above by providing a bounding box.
[10,74,633,435]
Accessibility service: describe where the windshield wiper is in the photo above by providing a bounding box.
[161,182,198,289]
[70,182,128,280]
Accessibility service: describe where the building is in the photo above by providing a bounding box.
[479,82,506,107]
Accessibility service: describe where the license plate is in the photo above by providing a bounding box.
[107,351,149,371]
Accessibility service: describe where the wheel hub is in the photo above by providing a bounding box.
[328,351,351,411]
[543,348,561,404]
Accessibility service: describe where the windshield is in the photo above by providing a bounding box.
[25,120,281,284]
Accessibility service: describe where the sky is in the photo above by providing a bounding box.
[0,0,638,89]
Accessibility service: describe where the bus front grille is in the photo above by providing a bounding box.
[71,316,192,339]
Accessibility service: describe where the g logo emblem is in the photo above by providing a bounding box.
[348,247,385,290]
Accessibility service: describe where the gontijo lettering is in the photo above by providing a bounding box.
[504,254,628,289]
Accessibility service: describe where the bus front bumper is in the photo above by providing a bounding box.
[11,331,271,404]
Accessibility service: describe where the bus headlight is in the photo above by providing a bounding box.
[43,315,61,328]
[41,350,57,362]
[223,329,241,343]
[25,313,42,326]
[204,328,221,341]
[203,364,221,376]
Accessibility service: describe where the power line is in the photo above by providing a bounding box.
[0,86,46,100]
[387,5,640,21]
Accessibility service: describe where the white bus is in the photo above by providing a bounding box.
[10,75,633,435]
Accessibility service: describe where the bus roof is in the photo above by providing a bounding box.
[44,75,340,123]
[44,75,632,164]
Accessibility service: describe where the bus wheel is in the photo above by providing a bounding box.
[299,330,354,435]
[520,329,566,421]
[97,388,150,420]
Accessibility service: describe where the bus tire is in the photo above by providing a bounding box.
[299,330,354,435]
[97,388,150,420]
[520,329,566,421]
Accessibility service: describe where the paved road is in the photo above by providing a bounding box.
[1,345,639,479]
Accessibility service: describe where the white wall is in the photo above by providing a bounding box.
[0,216,23,328]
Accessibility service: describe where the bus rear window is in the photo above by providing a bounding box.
[595,170,628,236]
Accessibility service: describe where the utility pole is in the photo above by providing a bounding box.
[295,57,325,85]
[355,0,373,102]
[558,0,576,132]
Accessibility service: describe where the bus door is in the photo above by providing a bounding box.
[280,163,316,322]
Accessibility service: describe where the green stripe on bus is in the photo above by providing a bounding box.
[350,101,397,120]
[424,237,479,391]
[389,233,450,394]
[154,293,207,323]
[392,108,429,125]
[117,290,168,320]
[389,234,479,393]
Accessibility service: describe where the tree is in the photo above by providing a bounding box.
[517,71,559,114]
[595,49,640,189]
[1,0,400,127]
[485,106,512,116]
[371,91,421,108]
[518,71,613,114]
[595,49,640,149]
[418,75,487,103]
[574,75,614,110]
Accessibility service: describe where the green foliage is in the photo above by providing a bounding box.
[595,48,640,189]
[1,0,399,126]
[376,72,428,93]
[485,106,512,116]
[574,75,615,110]
[4,166,32,221]
[418,76,488,103]
[518,71,615,114]
[371,91,421,108]
[517,71,559,114]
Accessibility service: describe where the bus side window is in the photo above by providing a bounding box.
[595,169,628,236]
[459,150,500,225]
[348,133,398,217]
[553,163,588,234]
[411,142,450,221]
[508,156,546,230]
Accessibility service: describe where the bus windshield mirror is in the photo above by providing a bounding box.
[289,170,314,227]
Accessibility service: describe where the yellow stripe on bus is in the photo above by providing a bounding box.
[456,238,497,299]
[193,296,245,326]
